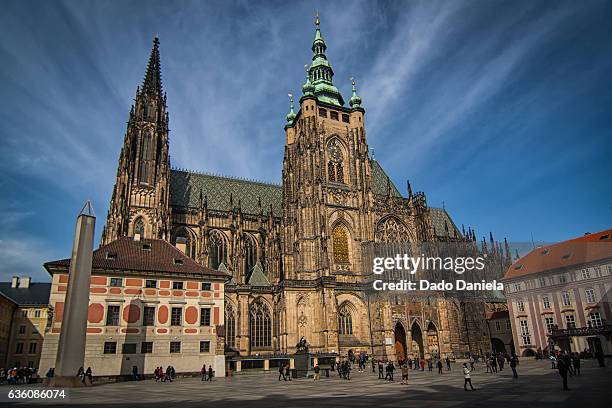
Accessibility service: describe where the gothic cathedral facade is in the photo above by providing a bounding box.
[102,19,501,364]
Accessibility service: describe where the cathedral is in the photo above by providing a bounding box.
[100,17,511,368]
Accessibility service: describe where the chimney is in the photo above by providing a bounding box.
[11,276,19,288]
[19,276,31,288]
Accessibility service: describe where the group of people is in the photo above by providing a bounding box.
[76,366,93,384]
[552,351,581,390]
[335,359,352,380]
[277,362,292,381]
[154,366,176,382]
[0,366,38,384]
[200,364,214,381]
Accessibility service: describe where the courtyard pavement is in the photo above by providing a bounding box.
[4,359,611,407]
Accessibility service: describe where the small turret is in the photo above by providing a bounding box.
[285,93,296,125]
[349,77,362,109]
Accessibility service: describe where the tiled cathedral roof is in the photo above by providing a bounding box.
[429,207,462,238]
[370,159,402,197]
[170,170,283,215]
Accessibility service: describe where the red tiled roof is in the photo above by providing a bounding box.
[502,228,612,280]
[44,237,230,279]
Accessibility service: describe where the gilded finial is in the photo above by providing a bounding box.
[315,11,320,27]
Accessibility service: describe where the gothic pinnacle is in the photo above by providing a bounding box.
[142,36,162,96]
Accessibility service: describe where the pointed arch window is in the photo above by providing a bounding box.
[134,218,145,238]
[139,132,154,185]
[375,217,412,243]
[244,234,257,274]
[172,227,196,260]
[250,299,271,349]
[332,224,350,264]
[327,140,344,183]
[225,304,236,348]
[208,230,227,269]
[338,304,353,335]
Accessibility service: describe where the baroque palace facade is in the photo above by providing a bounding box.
[100,18,509,368]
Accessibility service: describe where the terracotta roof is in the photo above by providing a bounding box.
[44,237,230,279]
[502,228,612,280]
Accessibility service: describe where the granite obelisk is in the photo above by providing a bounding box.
[52,201,95,386]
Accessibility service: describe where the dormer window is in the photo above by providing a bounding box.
[142,244,151,251]
[105,252,117,260]
[173,259,184,265]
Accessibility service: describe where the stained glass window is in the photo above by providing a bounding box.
[332,225,350,264]
[134,218,145,238]
[209,229,227,269]
[250,299,271,349]
[338,304,353,335]
[225,304,236,348]
[244,234,257,274]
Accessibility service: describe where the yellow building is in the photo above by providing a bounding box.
[0,277,51,370]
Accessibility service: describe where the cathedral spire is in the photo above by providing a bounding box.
[305,13,345,106]
[142,36,162,96]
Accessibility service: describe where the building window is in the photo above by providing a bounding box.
[342,114,349,123]
[172,228,196,260]
[201,282,212,291]
[495,321,501,331]
[34,310,41,318]
[139,133,153,184]
[607,264,612,275]
[332,224,350,264]
[561,292,572,307]
[143,306,155,326]
[585,288,596,304]
[21,310,28,317]
[122,343,137,354]
[244,234,257,274]
[145,280,157,288]
[588,312,603,328]
[542,296,551,309]
[544,317,555,334]
[581,269,590,279]
[200,341,211,353]
[249,299,272,349]
[226,304,236,348]
[134,218,145,238]
[103,342,117,354]
[200,308,211,326]
[538,277,546,287]
[330,111,339,121]
[558,274,567,284]
[208,230,228,270]
[171,308,182,326]
[506,320,512,330]
[172,281,184,290]
[32,326,39,335]
[15,343,24,354]
[519,320,531,345]
[513,283,521,292]
[141,342,153,354]
[338,304,353,335]
[170,341,181,353]
[594,267,601,277]
[110,278,123,287]
[564,314,576,329]
[517,301,525,312]
[28,342,37,354]
[106,305,120,326]
[318,108,327,118]
[327,141,344,183]
[18,325,26,334]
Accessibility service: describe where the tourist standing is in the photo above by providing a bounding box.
[510,356,518,379]
[446,356,451,371]
[313,364,320,381]
[207,365,213,381]
[550,354,557,369]
[463,363,475,391]
[378,361,384,379]
[401,364,409,385]
[385,361,394,381]
[485,358,492,373]
[437,359,443,374]
[201,364,207,381]
[279,364,286,381]
[571,353,581,376]
[491,356,497,373]
[557,357,570,391]
[85,367,92,384]
[420,358,425,371]
[285,363,292,381]
[427,359,433,372]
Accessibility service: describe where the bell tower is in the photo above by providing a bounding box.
[102,37,171,245]
[281,15,373,281]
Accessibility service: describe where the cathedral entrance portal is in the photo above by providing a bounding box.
[426,322,440,359]
[394,322,407,363]
[411,322,424,359]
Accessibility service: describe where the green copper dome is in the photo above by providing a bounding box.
[302,65,315,96]
[285,94,296,125]
[349,78,362,108]
[305,14,345,107]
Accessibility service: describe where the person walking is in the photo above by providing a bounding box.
[497,354,504,371]
[278,364,286,381]
[85,367,92,385]
[510,356,518,379]
[378,361,384,379]
[420,358,425,371]
[557,357,570,390]
[491,356,497,373]
[550,354,557,369]
[285,363,292,381]
[469,356,475,371]
[437,359,443,374]
[313,364,320,381]
[446,356,451,371]
[201,364,207,381]
[485,358,492,373]
[207,366,213,382]
[401,363,409,385]
[371,359,376,373]
[463,363,475,391]
[571,353,581,376]
[385,361,394,381]
[427,359,433,372]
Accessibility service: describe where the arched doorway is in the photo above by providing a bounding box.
[522,348,536,357]
[491,338,506,354]
[394,322,407,363]
[426,322,440,359]
[411,322,424,359]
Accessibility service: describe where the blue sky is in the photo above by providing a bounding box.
[0,0,611,281]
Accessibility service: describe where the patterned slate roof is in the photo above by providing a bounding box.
[430,207,462,238]
[370,159,402,197]
[170,170,282,215]
[44,237,229,279]
[0,282,51,306]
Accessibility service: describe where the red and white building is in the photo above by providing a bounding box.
[502,228,612,357]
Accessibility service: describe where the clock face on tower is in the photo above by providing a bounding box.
[328,142,342,162]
